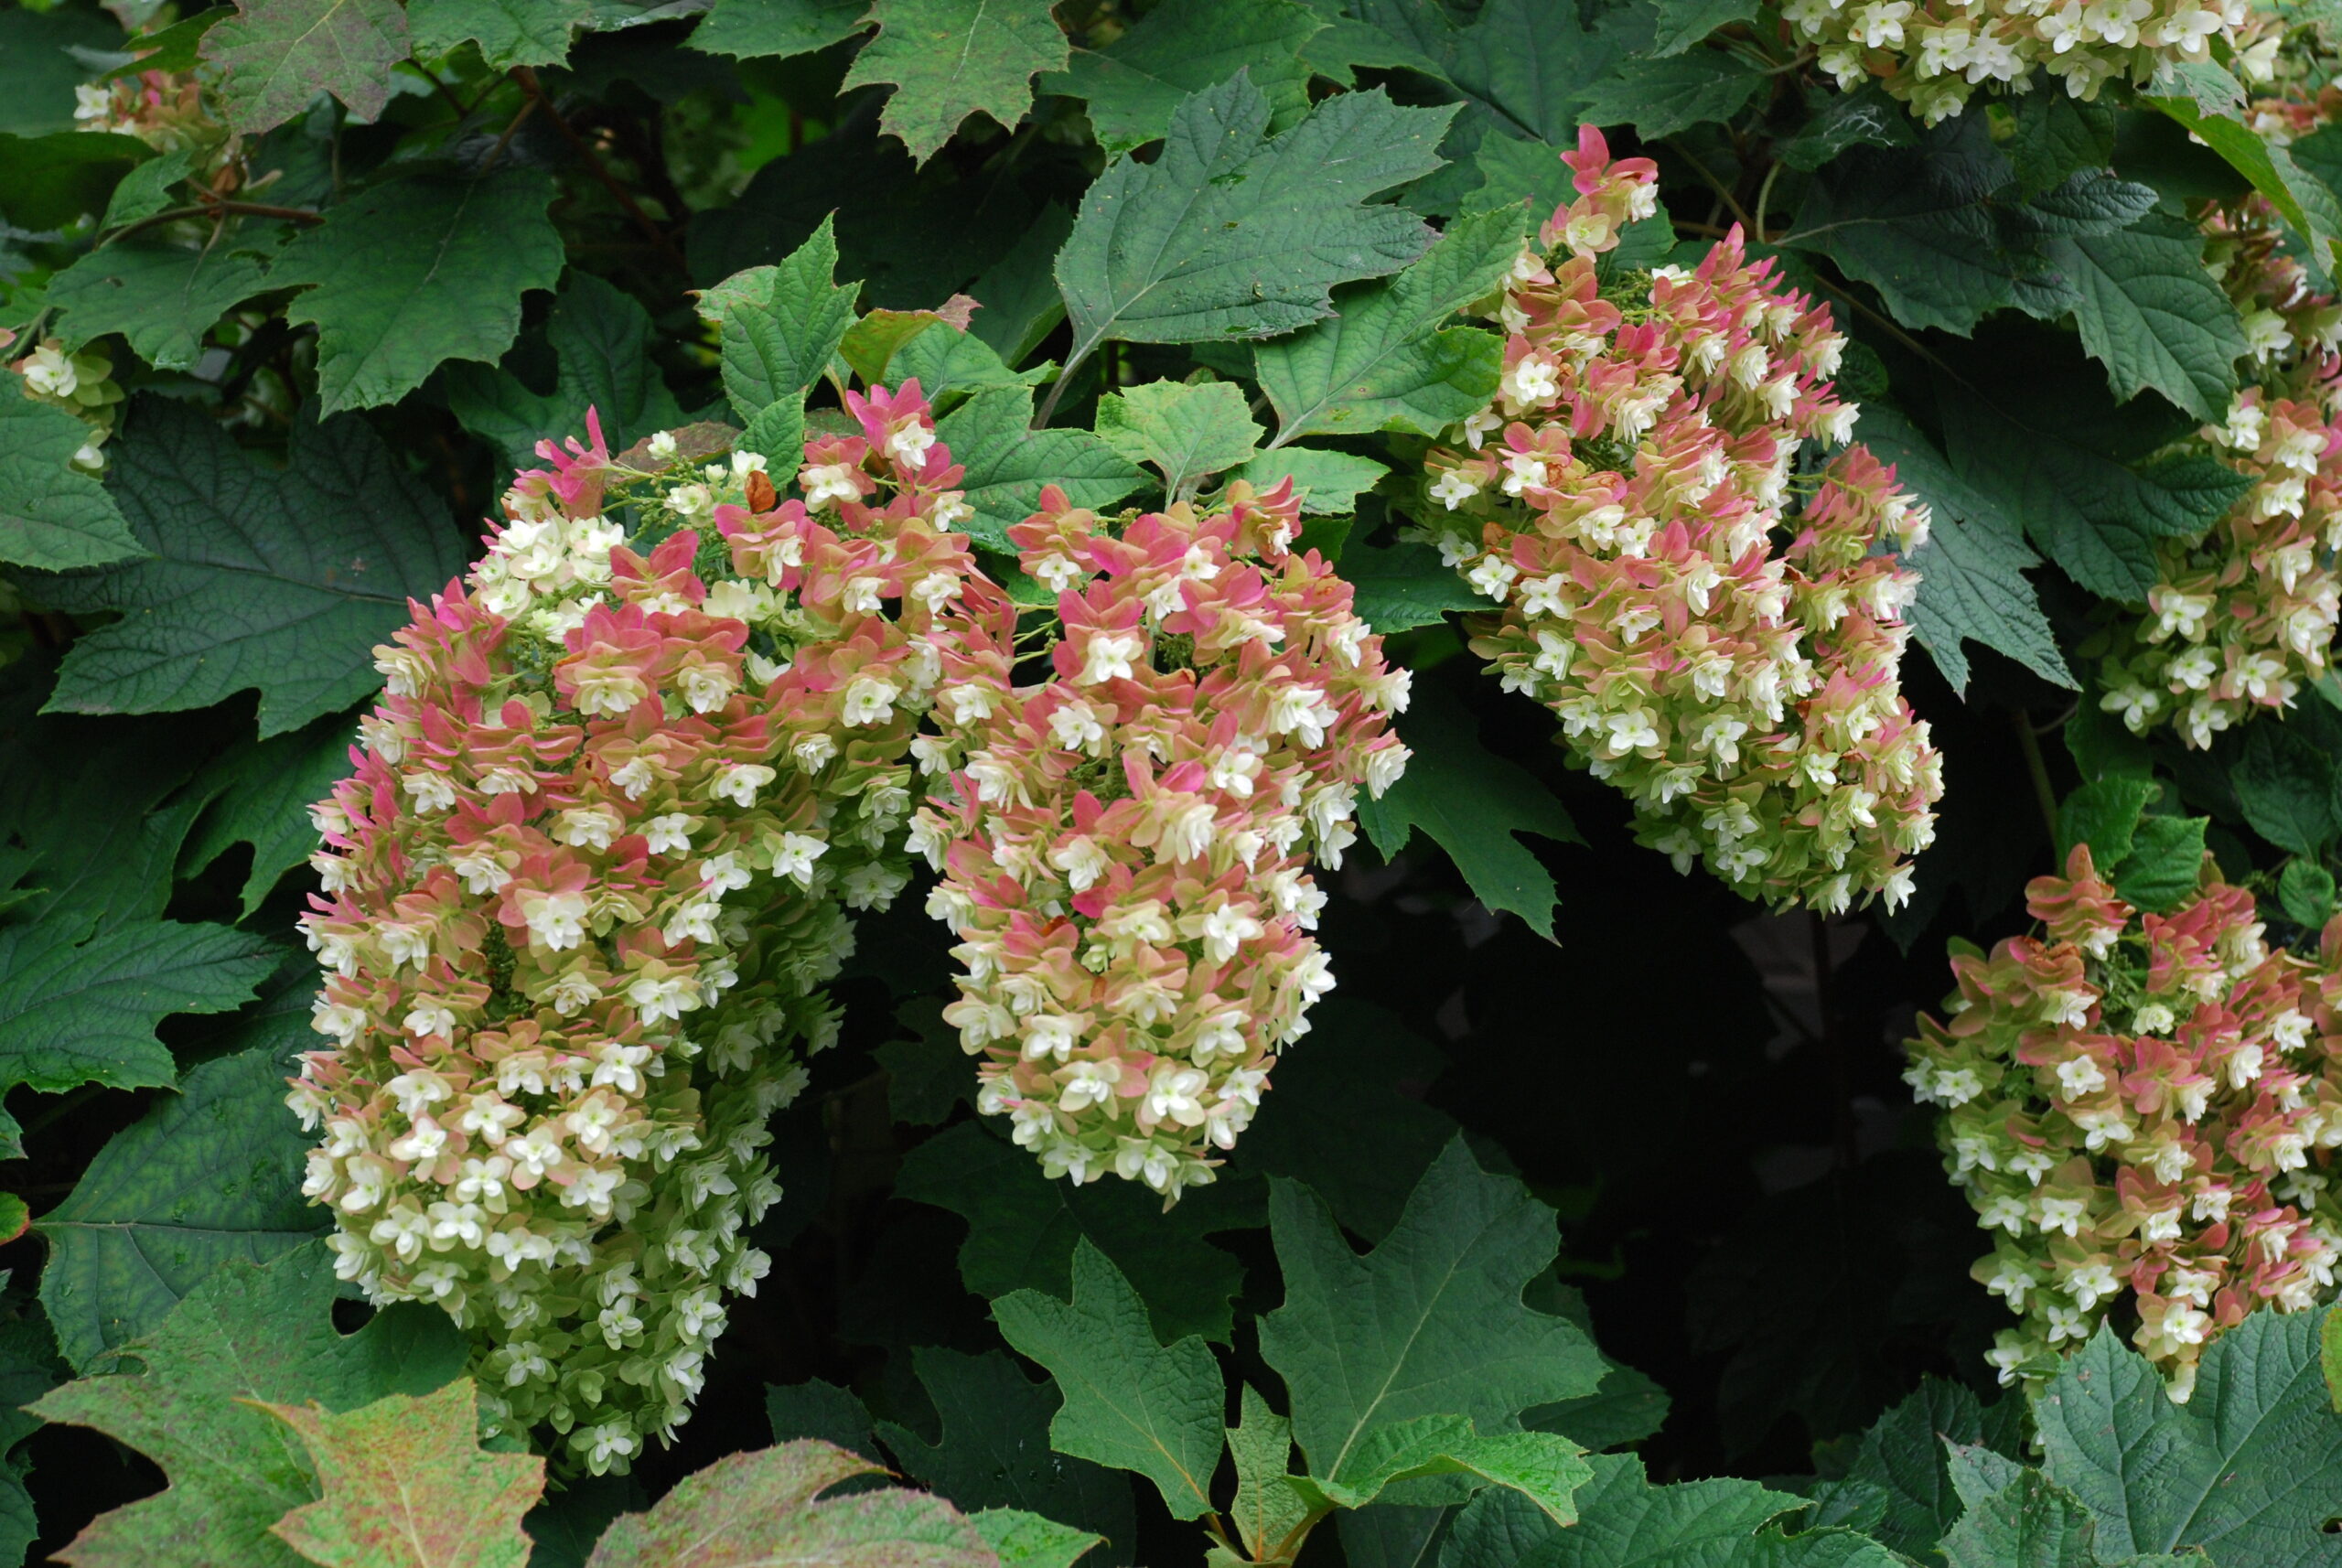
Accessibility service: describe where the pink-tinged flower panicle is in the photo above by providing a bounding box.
[294,381,983,1474]
[1907,844,2342,1399]
[2097,99,2342,749]
[906,481,1411,1200]
[1418,129,1941,915]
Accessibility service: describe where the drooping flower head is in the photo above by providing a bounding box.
[293,383,983,1473]
[1414,128,1941,914]
[1907,844,2342,1399]
[906,479,1412,1199]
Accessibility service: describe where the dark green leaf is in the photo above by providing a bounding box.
[897,1119,1255,1345]
[2036,1314,2342,1564]
[991,1240,1226,1521]
[48,241,274,373]
[0,918,278,1114]
[35,1041,328,1371]
[1046,0,1324,156]
[2280,858,2337,927]
[0,5,124,136]
[0,383,144,570]
[1226,1384,1307,1563]
[1261,1138,1605,1492]
[889,324,1050,409]
[446,272,687,467]
[2144,94,2342,274]
[972,1509,1104,1568]
[839,0,1069,164]
[273,169,565,413]
[767,1379,878,1460]
[409,0,589,68]
[200,0,412,135]
[932,386,1144,552]
[29,1244,467,1568]
[36,399,466,736]
[2236,722,2341,857]
[2007,91,2118,195]
[1648,0,1756,55]
[874,1348,1136,1554]
[1337,0,1643,148]
[1340,539,1487,633]
[181,714,353,919]
[1356,682,1579,939]
[1942,1466,2190,1568]
[2110,813,2209,912]
[1054,74,1451,365]
[2057,777,2155,867]
[1443,1452,1902,1568]
[100,148,198,231]
[1937,381,2252,602]
[2050,213,2247,423]
[0,132,147,231]
[689,0,869,59]
[968,202,1075,368]
[1774,81,1915,172]
[1574,50,1765,140]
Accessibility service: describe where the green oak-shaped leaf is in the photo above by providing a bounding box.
[1574,50,1766,140]
[2110,814,2209,914]
[0,918,278,1116]
[1356,682,1580,939]
[583,1440,1000,1567]
[181,714,356,918]
[839,0,1069,165]
[37,1044,333,1372]
[1227,1385,1309,1563]
[47,241,274,373]
[1095,380,1262,499]
[933,386,1144,552]
[1262,1137,1604,1497]
[1943,1466,2194,1568]
[407,0,588,68]
[261,1380,543,1568]
[1054,74,1452,368]
[991,1240,1226,1521]
[690,0,869,59]
[1853,404,2074,693]
[1254,201,1520,446]
[874,1348,1135,1556]
[199,0,411,135]
[1937,382,2251,605]
[0,383,143,571]
[2051,215,2247,423]
[446,272,687,468]
[100,147,196,230]
[29,1245,468,1568]
[1648,0,1758,54]
[0,1308,66,1567]
[1046,0,1324,156]
[1288,1420,1590,1524]
[35,397,465,736]
[709,215,858,423]
[897,1118,1256,1345]
[2235,722,2341,857]
[1230,448,1389,516]
[273,169,564,413]
[972,1509,1103,1568]
[0,132,146,231]
[2036,1313,2342,1565]
[1441,1453,1904,1568]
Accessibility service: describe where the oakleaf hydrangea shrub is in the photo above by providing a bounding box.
[291,388,984,1472]
[908,480,1411,1199]
[1412,129,1942,915]
[2096,88,2342,748]
[1904,844,2342,1398]
[1783,0,2251,124]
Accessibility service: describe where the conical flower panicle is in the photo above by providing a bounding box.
[1906,844,2342,1399]
[293,385,982,1474]
[907,481,1412,1200]
[1416,128,1941,915]
[2097,91,2342,748]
